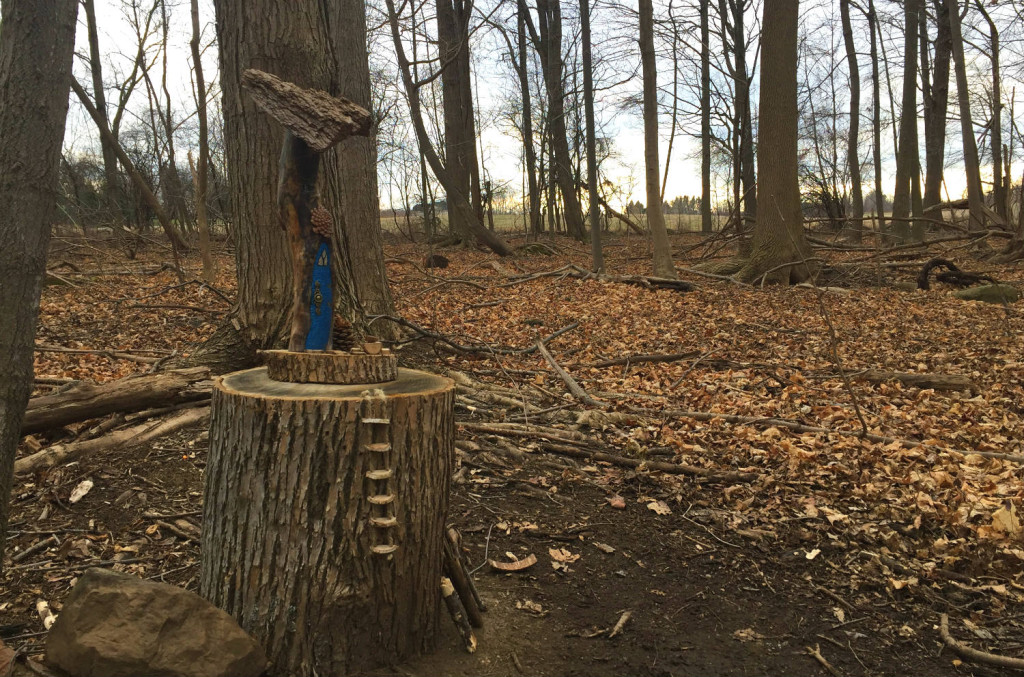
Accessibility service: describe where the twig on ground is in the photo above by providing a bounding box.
[940,614,1024,670]
[535,340,600,407]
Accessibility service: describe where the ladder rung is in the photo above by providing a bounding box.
[370,516,398,528]
[372,544,398,555]
[361,418,390,425]
[364,442,391,453]
[365,469,393,480]
[368,494,395,505]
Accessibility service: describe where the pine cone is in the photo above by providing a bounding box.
[311,206,333,239]
[332,315,356,352]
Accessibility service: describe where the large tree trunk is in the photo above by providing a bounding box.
[922,0,951,210]
[638,0,675,278]
[700,0,713,235]
[947,0,985,231]
[891,0,920,242]
[0,0,78,571]
[734,0,812,284]
[196,0,397,371]
[840,0,863,242]
[581,0,603,271]
[201,367,454,675]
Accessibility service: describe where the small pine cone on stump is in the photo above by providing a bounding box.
[311,207,333,239]
[332,315,356,352]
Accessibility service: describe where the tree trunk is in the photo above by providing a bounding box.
[201,367,454,675]
[0,0,78,571]
[734,0,812,284]
[189,0,216,284]
[518,0,542,236]
[891,0,920,242]
[867,0,885,233]
[735,0,756,255]
[947,0,985,231]
[383,0,512,256]
[196,0,398,371]
[581,0,603,271]
[976,2,1005,221]
[83,0,125,235]
[638,0,675,278]
[923,0,951,210]
[530,0,586,239]
[700,0,713,235]
[840,0,863,242]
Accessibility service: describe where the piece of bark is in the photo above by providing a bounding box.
[15,408,210,474]
[854,369,976,392]
[21,368,210,435]
[241,69,371,152]
[261,350,397,384]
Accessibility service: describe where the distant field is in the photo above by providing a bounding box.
[379,211,714,235]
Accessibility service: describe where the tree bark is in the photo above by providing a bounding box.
[581,0,603,271]
[867,0,886,233]
[638,0,675,278]
[734,0,813,284]
[922,0,951,210]
[189,0,216,284]
[20,368,210,435]
[700,0,713,234]
[947,0,985,231]
[201,368,454,675]
[891,0,920,242]
[518,0,542,236]
[196,0,399,371]
[0,0,79,571]
[528,0,586,239]
[840,0,863,241]
[976,2,1005,221]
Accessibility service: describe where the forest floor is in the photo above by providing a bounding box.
[4,229,1024,676]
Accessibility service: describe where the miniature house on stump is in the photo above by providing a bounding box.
[199,70,455,676]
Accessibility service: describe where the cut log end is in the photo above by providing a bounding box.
[241,69,371,152]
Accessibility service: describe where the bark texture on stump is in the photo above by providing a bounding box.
[201,367,454,676]
[262,350,397,384]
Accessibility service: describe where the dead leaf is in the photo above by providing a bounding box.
[646,500,671,515]
[607,495,626,510]
[732,628,765,642]
[68,479,94,504]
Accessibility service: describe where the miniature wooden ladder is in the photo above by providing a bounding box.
[360,389,397,557]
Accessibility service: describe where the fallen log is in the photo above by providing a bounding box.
[854,369,977,393]
[538,442,757,483]
[21,367,211,435]
[15,407,210,474]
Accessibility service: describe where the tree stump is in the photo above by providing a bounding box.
[200,357,454,676]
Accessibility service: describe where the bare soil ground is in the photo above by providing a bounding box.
[4,231,1024,676]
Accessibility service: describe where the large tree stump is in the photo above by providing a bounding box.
[200,365,454,675]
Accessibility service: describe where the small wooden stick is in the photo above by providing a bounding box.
[805,644,843,677]
[443,533,483,628]
[608,610,632,639]
[940,613,1024,670]
[11,535,59,563]
[441,577,477,653]
[535,340,600,407]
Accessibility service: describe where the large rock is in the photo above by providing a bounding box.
[46,568,266,677]
[954,284,1020,304]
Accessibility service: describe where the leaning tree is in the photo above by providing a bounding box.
[0,0,79,567]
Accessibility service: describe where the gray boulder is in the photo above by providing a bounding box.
[46,568,266,677]
[954,284,1020,304]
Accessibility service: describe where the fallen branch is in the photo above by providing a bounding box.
[535,340,600,408]
[854,369,977,393]
[588,352,701,368]
[21,367,211,434]
[371,314,578,355]
[15,407,210,474]
[538,442,757,483]
[805,644,843,677]
[939,613,1024,671]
